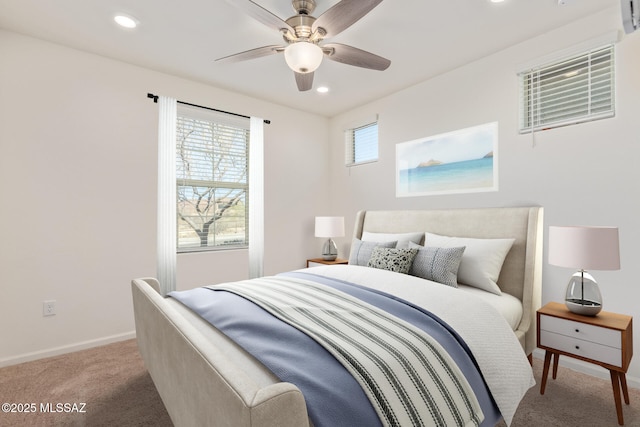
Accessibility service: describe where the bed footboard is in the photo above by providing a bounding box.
[131,278,309,427]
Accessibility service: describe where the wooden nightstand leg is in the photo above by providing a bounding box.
[552,352,559,379]
[540,350,552,395]
[620,373,630,405]
[610,370,624,425]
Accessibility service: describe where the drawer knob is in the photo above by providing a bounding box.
[575,345,580,350]
[575,329,580,333]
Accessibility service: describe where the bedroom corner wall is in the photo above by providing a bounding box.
[0,29,329,365]
[327,7,640,386]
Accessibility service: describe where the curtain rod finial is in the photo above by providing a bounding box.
[147,93,159,103]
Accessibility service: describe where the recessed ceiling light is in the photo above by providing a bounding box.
[490,0,505,3]
[114,15,138,29]
[317,86,329,93]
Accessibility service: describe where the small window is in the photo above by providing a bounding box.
[519,45,615,133]
[345,121,378,166]
[176,106,250,252]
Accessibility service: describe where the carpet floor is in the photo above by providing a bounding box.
[0,339,638,426]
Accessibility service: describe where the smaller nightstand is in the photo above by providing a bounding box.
[306,258,349,268]
[537,301,633,425]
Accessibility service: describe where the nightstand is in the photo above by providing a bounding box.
[537,301,633,425]
[306,258,348,268]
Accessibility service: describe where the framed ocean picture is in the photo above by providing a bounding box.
[396,122,498,197]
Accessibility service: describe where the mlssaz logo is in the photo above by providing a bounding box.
[40,402,87,413]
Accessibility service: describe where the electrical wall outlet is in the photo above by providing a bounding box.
[43,300,56,317]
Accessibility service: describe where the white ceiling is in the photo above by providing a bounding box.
[0,0,618,117]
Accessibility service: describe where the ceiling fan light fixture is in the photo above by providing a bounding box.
[284,42,323,74]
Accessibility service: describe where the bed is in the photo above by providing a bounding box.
[131,206,543,427]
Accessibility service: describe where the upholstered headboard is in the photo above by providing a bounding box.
[351,207,544,356]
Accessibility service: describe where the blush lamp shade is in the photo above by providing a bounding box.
[315,216,345,261]
[548,226,620,316]
[284,42,323,74]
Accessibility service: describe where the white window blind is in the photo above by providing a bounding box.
[345,121,378,166]
[519,45,615,133]
[176,105,250,252]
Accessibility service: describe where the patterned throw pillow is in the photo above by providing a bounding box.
[349,239,397,266]
[408,242,465,288]
[367,247,418,274]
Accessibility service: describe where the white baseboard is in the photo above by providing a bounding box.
[0,331,136,368]
[532,348,640,390]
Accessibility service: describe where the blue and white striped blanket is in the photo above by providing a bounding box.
[170,271,501,427]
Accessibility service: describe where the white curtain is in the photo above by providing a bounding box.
[248,117,264,279]
[157,96,177,295]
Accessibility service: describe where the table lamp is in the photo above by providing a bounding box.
[315,216,345,261]
[548,226,620,316]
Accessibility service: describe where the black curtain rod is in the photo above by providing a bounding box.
[147,93,270,124]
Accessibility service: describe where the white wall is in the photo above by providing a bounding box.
[328,7,640,385]
[0,30,329,365]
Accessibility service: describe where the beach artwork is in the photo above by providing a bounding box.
[396,122,498,197]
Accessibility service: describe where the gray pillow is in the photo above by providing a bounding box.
[361,231,423,249]
[367,247,418,274]
[408,242,465,288]
[349,239,397,266]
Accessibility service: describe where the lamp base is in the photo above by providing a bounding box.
[565,299,602,316]
[565,270,603,316]
[321,238,338,261]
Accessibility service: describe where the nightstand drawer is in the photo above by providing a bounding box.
[539,329,622,367]
[539,314,621,348]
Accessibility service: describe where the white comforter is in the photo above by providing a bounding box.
[304,265,535,426]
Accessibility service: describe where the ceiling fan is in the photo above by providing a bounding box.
[216,0,391,91]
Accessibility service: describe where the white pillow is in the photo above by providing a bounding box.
[424,232,515,295]
[361,231,423,249]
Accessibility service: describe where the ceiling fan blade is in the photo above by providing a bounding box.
[216,45,283,63]
[323,43,390,71]
[223,0,294,33]
[295,72,314,91]
[312,0,383,38]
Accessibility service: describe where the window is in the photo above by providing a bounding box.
[176,105,249,252]
[345,121,378,166]
[519,45,614,133]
